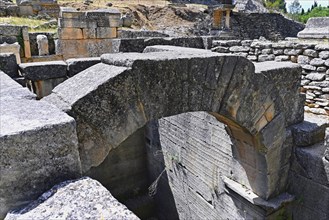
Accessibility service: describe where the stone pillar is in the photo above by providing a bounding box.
[225,9,230,29]
[22,26,31,58]
[37,34,49,56]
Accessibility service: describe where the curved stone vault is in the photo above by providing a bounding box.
[44,46,304,201]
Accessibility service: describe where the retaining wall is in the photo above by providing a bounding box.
[211,38,329,115]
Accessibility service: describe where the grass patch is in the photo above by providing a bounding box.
[0,17,57,32]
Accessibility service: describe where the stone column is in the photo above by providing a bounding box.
[37,34,49,56]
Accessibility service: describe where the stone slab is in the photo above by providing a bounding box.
[0,71,81,219]
[58,18,97,29]
[66,57,101,77]
[5,177,139,220]
[19,61,67,80]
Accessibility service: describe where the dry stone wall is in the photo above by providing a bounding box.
[211,39,329,115]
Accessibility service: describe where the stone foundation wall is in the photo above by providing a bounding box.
[211,39,329,115]
[230,13,304,41]
[57,7,121,59]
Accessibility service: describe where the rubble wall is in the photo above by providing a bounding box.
[211,39,329,115]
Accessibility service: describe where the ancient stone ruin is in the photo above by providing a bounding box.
[0,3,329,220]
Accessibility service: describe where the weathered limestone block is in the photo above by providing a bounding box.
[284,48,302,56]
[211,45,229,53]
[212,39,241,47]
[66,57,101,77]
[302,64,316,71]
[19,61,67,80]
[319,51,329,59]
[315,44,329,51]
[298,55,311,64]
[297,17,329,39]
[4,177,139,220]
[0,71,81,219]
[309,80,329,88]
[291,141,329,187]
[273,49,284,55]
[58,17,97,29]
[317,66,327,72]
[310,58,325,66]
[59,7,85,19]
[58,27,84,40]
[96,27,117,39]
[44,47,303,200]
[288,171,329,219]
[305,72,326,81]
[36,34,49,56]
[291,113,329,147]
[323,59,329,67]
[57,39,120,59]
[258,54,275,62]
[0,53,18,78]
[229,46,250,52]
[274,55,289,62]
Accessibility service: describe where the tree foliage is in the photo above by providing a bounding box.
[297,6,329,23]
[265,0,287,13]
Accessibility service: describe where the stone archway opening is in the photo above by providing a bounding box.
[43,46,303,219]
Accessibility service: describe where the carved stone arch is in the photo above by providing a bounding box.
[44,46,303,200]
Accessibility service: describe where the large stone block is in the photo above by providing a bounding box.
[58,18,97,29]
[4,177,139,220]
[66,57,101,77]
[0,24,25,36]
[59,7,85,19]
[291,141,329,187]
[19,61,67,80]
[288,171,329,219]
[297,17,329,39]
[0,53,18,78]
[58,27,84,40]
[0,71,81,219]
[96,27,117,39]
[291,113,329,147]
[57,39,120,59]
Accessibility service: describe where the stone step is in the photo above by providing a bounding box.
[291,112,329,147]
